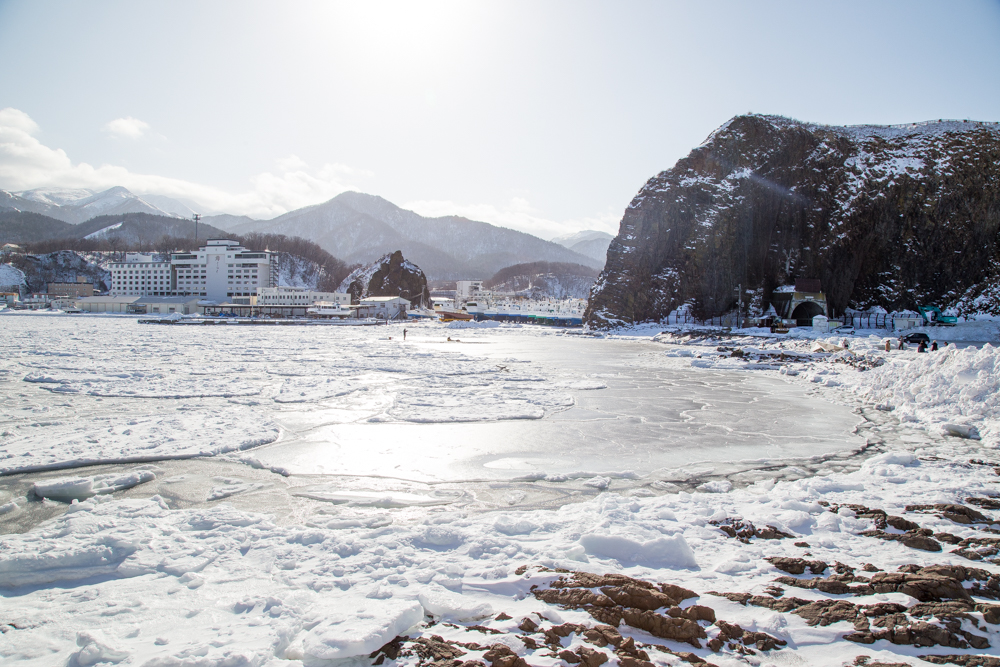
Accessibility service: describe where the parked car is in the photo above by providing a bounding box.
[901,332,930,344]
[832,324,856,335]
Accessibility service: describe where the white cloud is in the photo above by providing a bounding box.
[0,108,366,218]
[403,197,619,240]
[103,116,151,139]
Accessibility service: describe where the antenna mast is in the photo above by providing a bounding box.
[193,213,201,242]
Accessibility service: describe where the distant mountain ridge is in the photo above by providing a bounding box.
[2,186,603,280]
[225,192,603,280]
[550,230,613,264]
[0,186,194,224]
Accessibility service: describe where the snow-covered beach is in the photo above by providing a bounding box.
[1,313,999,667]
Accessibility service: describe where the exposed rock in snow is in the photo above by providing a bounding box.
[339,250,430,305]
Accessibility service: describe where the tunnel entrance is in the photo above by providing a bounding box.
[792,300,825,327]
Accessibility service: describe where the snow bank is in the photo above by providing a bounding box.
[846,343,1000,443]
[445,320,500,329]
[292,599,424,661]
[32,468,156,501]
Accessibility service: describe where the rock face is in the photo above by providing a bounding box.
[586,115,1000,327]
[339,250,431,306]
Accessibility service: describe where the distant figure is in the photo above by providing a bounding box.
[447,337,452,341]
[884,339,892,352]
[941,341,948,348]
[931,340,938,351]
[403,328,407,341]
[897,338,906,350]
[917,341,927,353]
[841,338,849,349]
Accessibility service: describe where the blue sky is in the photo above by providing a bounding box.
[0,0,998,237]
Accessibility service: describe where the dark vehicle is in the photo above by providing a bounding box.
[901,332,930,344]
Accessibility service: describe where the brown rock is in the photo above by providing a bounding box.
[977,604,1000,625]
[555,572,655,590]
[683,605,716,623]
[869,572,972,602]
[412,636,468,663]
[586,606,623,628]
[558,649,581,664]
[534,588,614,608]
[967,497,1000,511]
[909,601,975,620]
[617,657,655,667]
[886,515,921,531]
[906,503,991,524]
[600,585,676,611]
[576,647,609,667]
[919,656,1000,666]
[620,608,707,647]
[517,617,538,633]
[658,583,699,603]
[773,575,854,595]
[792,600,862,627]
[861,602,907,617]
[583,625,622,648]
[766,557,828,575]
[483,644,528,667]
[901,534,943,552]
[495,613,512,621]
[370,636,406,663]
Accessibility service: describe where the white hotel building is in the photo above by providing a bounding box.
[108,239,277,302]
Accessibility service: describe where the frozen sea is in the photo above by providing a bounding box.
[0,314,863,526]
[3,313,999,667]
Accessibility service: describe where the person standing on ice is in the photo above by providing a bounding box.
[403,328,407,341]
[931,340,938,351]
[884,339,892,352]
[897,337,906,350]
[917,340,927,353]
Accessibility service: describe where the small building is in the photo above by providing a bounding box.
[128,296,203,315]
[0,292,19,306]
[358,296,411,319]
[21,294,54,310]
[51,297,81,311]
[456,280,484,301]
[77,296,139,313]
[257,286,350,306]
[768,278,827,327]
[47,276,97,299]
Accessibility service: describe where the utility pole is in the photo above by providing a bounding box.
[735,283,742,329]
[193,213,201,242]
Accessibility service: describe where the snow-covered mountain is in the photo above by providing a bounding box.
[550,230,613,264]
[485,261,599,300]
[229,192,603,280]
[588,114,1000,326]
[2,187,190,224]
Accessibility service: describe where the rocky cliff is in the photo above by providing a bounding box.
[339,250,431,306]
[586,115,1000,326]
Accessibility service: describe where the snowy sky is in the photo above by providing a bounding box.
[0,0,998,238]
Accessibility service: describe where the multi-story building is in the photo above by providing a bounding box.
[47,276,96,299]
[456,280,484,300]
[257,286,350,306]
[108,239,277,302]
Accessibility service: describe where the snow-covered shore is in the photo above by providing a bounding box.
[1,318,999,666]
